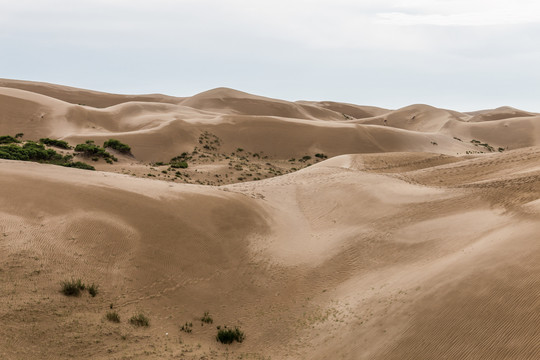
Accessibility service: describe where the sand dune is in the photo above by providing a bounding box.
[0,78,183,108]
[1,80,539,359]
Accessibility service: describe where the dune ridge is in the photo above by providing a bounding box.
[1,79,539,359]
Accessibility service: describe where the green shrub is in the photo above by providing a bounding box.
[0,135,20,144]
[201,311,213,324]
[0,140,94,170]
[39,138,71,149]
[103,139,131,154]
[216,326,245,344]
[62,161,95,170]
[129,313,149,327]
[75,140,117,162]
[170,161,188,169]
[61,278,85,296]
[314,153,327,159]
[106,311,120,323]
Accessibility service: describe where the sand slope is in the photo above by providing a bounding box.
[1,80,540,359]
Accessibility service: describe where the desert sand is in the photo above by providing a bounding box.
[1,79,539,359]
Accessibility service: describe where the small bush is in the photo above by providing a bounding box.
[314,153,327,159]
[106,311,120,323]
[61,278,85,296]
[170,161,188,169]
[15,133,24,139]
[129,313,150,327]
[40,138,71,149]
[201,311,213,324]
[216,326,245,344]
[103,139,131,154]
[88,283,99,297]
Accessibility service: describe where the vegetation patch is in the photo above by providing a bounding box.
[104,139,131,154]
[216,326,245,344]
[0,135,20,144]
[201,311,213,324]
[170,161,188,169]
[61,278,86,296]
[88,283,99,297]
[129,313,150,327]
[0,139,95,170]
[180,322,193,333]
[74,140,117,163]
[40,138,71,149]
[60,278,99,297]
[106,311,121,323]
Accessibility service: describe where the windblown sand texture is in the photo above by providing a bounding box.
[1,79,539,359]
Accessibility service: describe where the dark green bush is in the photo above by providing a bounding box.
[0,139,94,170]
[216,326,245,344]
[62,161,95,170]
[39,138,71,149]
[0,135,20,144]
[170,161,188,169]
[103,139,131,154]
[314,153,327,159]
[75,140,117,162]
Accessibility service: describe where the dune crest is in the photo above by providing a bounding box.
[1,79,539,359]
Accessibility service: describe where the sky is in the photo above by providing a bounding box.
[1,0,539,111]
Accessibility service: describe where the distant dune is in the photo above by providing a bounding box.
[1,79,539,359]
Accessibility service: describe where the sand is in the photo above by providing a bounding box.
[1,79,539,359]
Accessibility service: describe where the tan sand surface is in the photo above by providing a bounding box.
[1,80,539,359]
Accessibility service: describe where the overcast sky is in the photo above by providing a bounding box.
[1,0,539,111]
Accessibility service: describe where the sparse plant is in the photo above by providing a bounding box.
[201,311,213,324]
[216,326,245,344]
[88,283,99,297]
[180,322,193,333]
[129,313,150,327]
[106,311,120,323]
